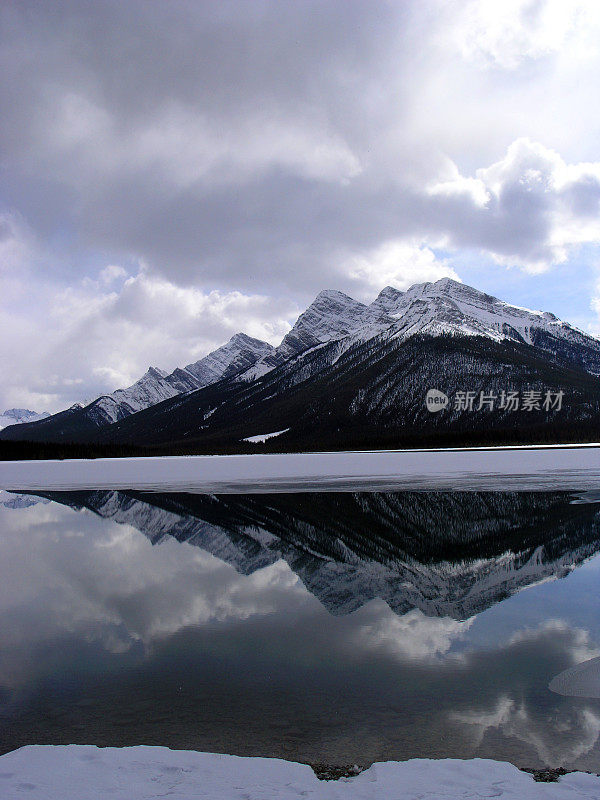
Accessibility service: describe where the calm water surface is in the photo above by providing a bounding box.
[0,487,599,771]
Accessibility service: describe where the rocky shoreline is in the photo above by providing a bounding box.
[309,762,599,783]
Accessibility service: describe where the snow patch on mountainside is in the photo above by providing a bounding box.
[243,429,290,443]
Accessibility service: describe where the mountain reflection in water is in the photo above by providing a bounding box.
[31,489,600,619]
[1,488,600,772]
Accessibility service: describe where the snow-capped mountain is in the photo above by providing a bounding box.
[1,333,274,438]
[237,290,374,382]
[0,408,49,431]
[85,366,196,426]
[261,280,539,390]
[33,489,600,620]
[4,277,600,448]
[87,333,276,426]
[237,278,600,384]
[278,289,369,355]
[238,288,399,382]
[185,333,275,384]
[381,278,597,352]
[90,298,600,449]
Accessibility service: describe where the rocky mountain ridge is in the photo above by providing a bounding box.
[3,278,600,448]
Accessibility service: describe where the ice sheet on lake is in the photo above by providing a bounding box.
[549,656,600,698]
[2,445,600,493]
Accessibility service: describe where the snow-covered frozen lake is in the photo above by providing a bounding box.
[2,444,600,492]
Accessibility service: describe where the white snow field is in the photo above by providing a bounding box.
[1,444,600,493]
[549,656,600,698]
[0,746,598,800]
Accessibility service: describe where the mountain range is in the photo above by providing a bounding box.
[3,278,600,450]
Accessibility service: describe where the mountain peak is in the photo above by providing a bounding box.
[433,276,463,289]
[369,285,405,315]
[145,366,168,380]
[277,288,367,357]
[430,277,492,299]
[305,288,366,315]
[227,332,272,349]
[377,285,404,299]
[314,288,355,302]
[0,408,51,429]
[184,332,274,387]
[405,276,464,296]
[229,332,251,344]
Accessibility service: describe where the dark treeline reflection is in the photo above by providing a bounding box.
[31,489,600,619]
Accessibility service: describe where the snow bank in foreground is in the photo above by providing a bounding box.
[0,746,598,799]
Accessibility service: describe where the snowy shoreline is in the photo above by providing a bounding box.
[0,745,598,799]
[2,444,600,493]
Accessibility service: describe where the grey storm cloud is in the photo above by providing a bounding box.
[0,0,417,288]
[3,0,600,295]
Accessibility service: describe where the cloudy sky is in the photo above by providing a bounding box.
[3,0,600,412]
